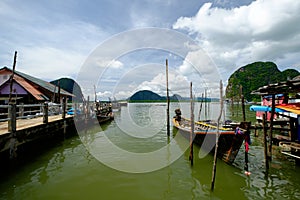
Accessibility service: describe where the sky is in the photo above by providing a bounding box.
[1,0,300,100]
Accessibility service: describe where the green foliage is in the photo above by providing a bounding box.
[226,62,300,102]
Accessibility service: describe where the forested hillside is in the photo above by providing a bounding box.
[225,62,300,102]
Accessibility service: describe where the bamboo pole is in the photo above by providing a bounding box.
[204,89,207,119]
[8,51,17,104]
[240,86,246,122]
[8,51,17,133]
[198,93,203,121]
[57,80,61,104]
[211,80,223,191]
[94,85,97,102]
[189,82,194,166]
[166,59,170,137]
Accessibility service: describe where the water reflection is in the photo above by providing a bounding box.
[0,103,299,199]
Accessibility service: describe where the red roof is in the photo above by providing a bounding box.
[14,75,46,100]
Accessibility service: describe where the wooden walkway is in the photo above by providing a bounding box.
[0,115,73,135]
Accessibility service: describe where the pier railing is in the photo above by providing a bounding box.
[0,100,82,133]
[0,100,114,133]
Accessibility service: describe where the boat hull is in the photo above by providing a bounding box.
[172,118,246,164]
[97,112,114,124]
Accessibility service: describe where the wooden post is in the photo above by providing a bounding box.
[240,85,246,122]
[8,104,16,133]
[231,96,234,117]
[94,85,97,102]
[87,96,90,119]
[9,51,17,104]
[198,93,203,121]
[43,102,48,124]
[189,82,194,166]
[205,89,207,120]
[57,80,61,104]
[211,80,223,191]
[19,103,24,118]
[263,113,269,170]
[62,97,67,119]
[63,120,67,138]
[166,59,170,137]
[269,94,275,161]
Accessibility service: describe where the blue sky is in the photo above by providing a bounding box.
[1,0,299,99]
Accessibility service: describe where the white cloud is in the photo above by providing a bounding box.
[96,59,124,69]
[0,1,108,82]
[133,72,190,97]
[96,91,112,100]
[173,0,300,80]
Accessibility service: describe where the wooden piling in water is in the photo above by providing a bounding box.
[43,102,49,123]
[8,51,17,104]
[262,113,269,170]
[189,82,194,166]
[204,89,207,120]
[269,94,276,161]
[211,80,223,191]
[166,59,170,137]
[8,104,16,133]
[198,93,203,121]
[62,97,67,119]
[241,96,246,122]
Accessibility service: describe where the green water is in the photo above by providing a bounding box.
[0,103,300,200]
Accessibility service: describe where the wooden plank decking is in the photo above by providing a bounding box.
[0,115,73,135]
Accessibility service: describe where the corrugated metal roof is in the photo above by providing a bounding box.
[1,67,74,97]
[15,70,74,96]
[251,79,300,95]
[14,75,48,100]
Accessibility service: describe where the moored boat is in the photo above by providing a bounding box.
[172,109,250,164]
[95,101,114,124]
[97,111,114,124]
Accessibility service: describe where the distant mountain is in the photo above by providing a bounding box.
[51,78,84,102]
[129,90,165,101]
[128,90,214,102]
[226,62,300,102]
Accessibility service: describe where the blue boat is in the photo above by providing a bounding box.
[249,105,285,112]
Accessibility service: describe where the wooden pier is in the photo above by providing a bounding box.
[0,102,79,160]
[0,115,72,136]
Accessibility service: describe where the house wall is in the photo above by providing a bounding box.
[0,82,28,95]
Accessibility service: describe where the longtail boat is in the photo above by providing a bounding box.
[172,109,250,164]
[95,101,114,124]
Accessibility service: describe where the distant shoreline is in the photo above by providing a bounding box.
[128,99,215,103]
